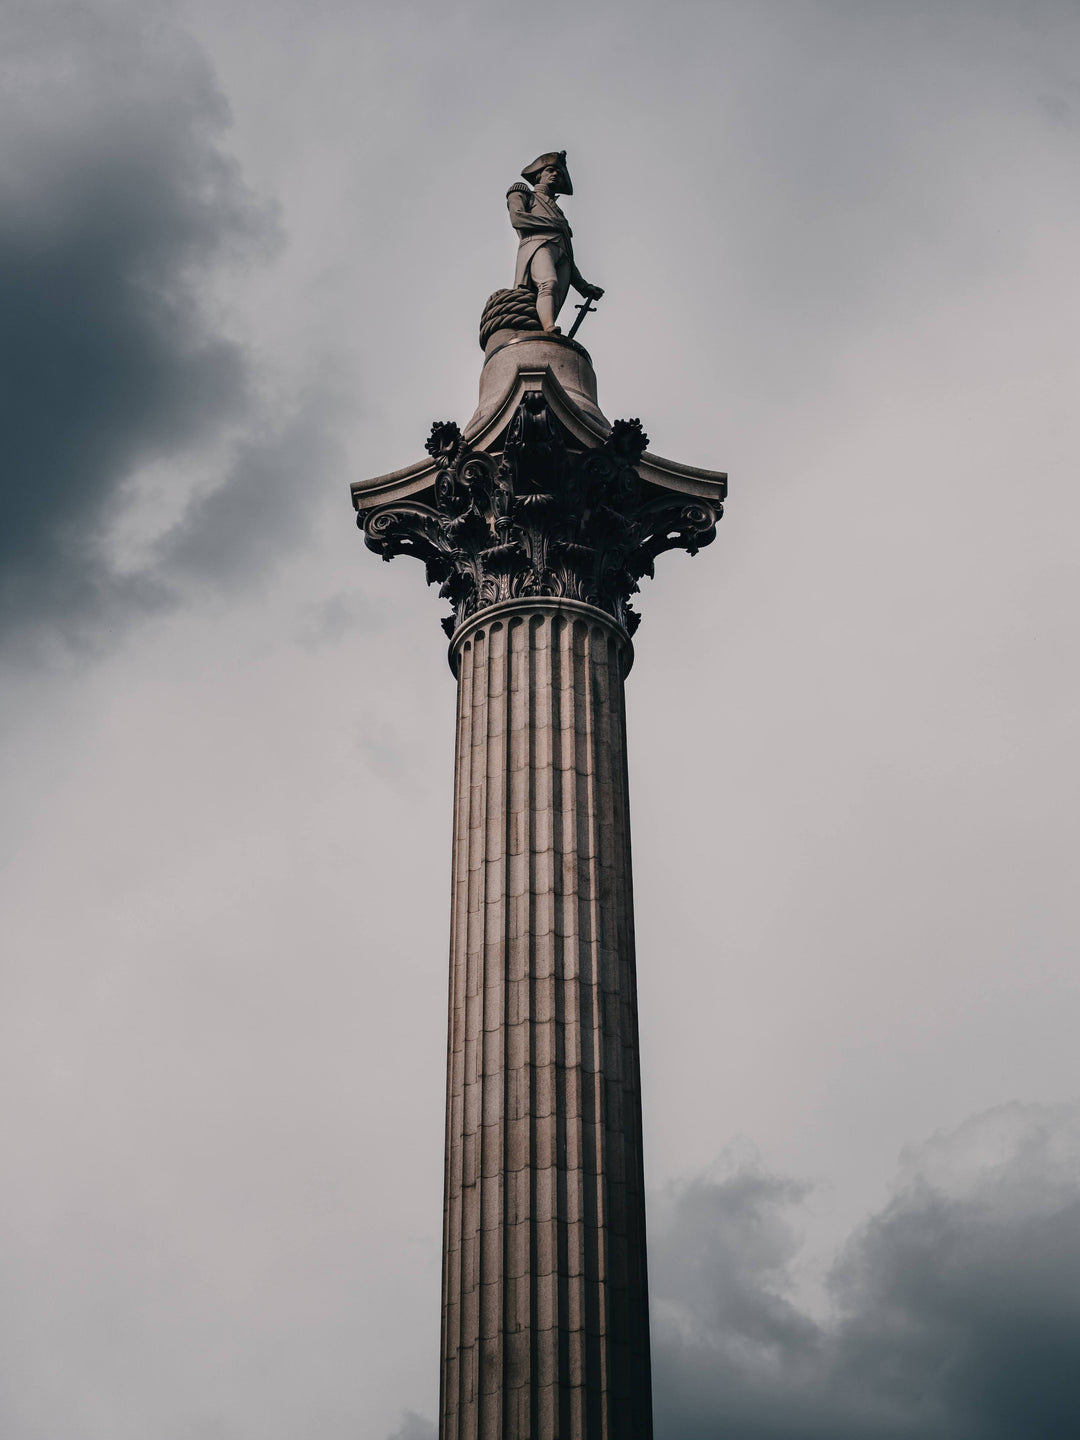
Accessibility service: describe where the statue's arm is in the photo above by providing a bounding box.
[506,187,532,228]
[570,262,604,301]
[507,187,571,236]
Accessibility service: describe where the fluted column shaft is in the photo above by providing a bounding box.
[440,598,652,1440]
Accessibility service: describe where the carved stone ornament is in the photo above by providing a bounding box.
[354,394,724,640]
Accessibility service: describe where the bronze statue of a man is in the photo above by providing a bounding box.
[508,150,604,334]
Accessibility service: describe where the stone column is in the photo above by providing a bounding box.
[351,332,726,1440]
[440,598,650,1440]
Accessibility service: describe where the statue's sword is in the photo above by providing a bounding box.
[566,294,598,341]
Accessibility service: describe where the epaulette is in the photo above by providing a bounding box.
[506,182,530,196]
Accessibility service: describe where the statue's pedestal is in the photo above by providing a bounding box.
[467,332,608,437]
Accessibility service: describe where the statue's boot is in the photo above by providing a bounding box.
[536,281,561,334]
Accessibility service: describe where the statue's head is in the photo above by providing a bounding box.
[521,150,573,196]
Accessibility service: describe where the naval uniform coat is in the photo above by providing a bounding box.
[507,183,575,288]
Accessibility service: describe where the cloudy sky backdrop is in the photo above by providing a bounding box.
[2,2,1079,1436]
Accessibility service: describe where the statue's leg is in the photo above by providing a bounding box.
[531,245,561,332]
[554,255,571,320]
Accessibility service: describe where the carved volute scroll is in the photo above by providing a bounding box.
[354,394,725,639]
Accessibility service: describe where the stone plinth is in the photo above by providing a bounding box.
[351,332,726,1440]
[468,333,607,435]
[442,598,648,1439]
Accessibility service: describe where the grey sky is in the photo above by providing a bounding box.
[2,1,1079,1436]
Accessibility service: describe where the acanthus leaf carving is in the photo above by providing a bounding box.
[356,397,722,638]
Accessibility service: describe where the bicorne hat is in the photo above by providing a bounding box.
[521,150,573,195]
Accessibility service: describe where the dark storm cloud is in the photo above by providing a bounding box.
[651,1104,1080,1440]
[0,4,319,654]
[154,397,340,585]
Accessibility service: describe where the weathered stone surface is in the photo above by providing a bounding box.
[349,336,726,528]
[442,599,651,1440]
[475,332,606,433]
[355,394,723,643]
[350,339,725,1440]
